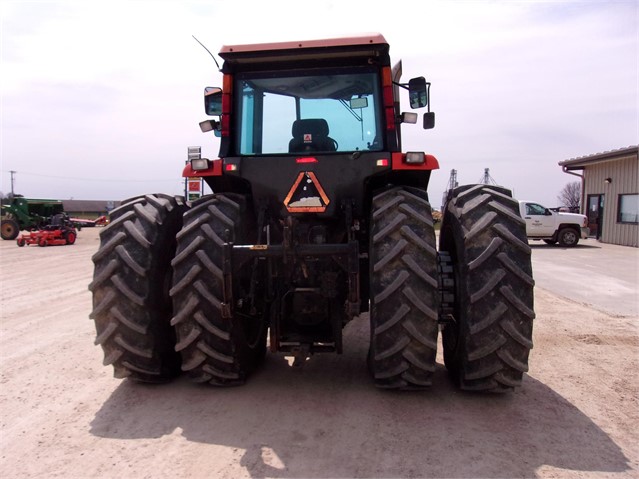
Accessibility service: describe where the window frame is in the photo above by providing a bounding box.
[233,66,384,156]
[525,203,548,216]
[617,193,639,224]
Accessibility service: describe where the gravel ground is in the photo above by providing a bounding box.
[0,227,637,478]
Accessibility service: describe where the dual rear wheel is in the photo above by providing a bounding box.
[89,194,186,382]
[368,187,439,389]
[368,184,535,391]
[90,186,534,391]
[440,185,535,391]
[90,193,265,384]
[170,194,267,385]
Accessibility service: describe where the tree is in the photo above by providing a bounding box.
[558,182,581,212]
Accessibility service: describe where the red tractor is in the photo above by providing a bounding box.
[90,34,535,392]
[17,214,77,247]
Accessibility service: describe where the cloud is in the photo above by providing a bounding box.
[1,0,637,206]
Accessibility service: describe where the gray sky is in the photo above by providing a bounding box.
[1,0,637,209]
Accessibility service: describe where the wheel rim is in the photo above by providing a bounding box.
[563,231,577,245]
[2,221,17,239]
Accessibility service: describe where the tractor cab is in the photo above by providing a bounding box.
[189,33,439,221]
[200,34,433,158]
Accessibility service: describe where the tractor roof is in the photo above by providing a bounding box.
[218,33,390,70]
[219,33,387,55]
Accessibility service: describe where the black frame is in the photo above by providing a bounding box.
[617,193,639,224]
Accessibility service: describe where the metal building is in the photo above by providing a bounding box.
[559,145,638,247]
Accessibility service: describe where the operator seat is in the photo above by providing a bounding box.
[289,119,337,153]
[48,214,63,229]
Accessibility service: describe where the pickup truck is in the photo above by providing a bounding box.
[518,201,589,247]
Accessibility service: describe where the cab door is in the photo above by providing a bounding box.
[523,202,556,236]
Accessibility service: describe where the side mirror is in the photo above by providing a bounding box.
[204,87,223,116]
[423,112,435,129]
[408,77,428,109]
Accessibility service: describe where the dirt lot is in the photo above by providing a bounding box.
[1,228,637,478]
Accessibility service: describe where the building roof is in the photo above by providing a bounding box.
[559,145,638,170]
[62,200,120,213]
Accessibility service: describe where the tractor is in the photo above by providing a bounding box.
[90,34,534,391]
[1,196,65,240]
[16,213,77,247]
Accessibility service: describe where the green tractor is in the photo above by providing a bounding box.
[90,34,534,391]
[1,196,65,240]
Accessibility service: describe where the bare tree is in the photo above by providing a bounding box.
[557,182,581,212]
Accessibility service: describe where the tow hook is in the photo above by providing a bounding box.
[291,344,311,368]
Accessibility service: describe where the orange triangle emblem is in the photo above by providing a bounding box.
[284,171,330,213]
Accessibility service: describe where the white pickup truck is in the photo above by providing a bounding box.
[518,201,589,247]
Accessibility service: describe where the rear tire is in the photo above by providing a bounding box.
[89,194,186,382]
[171,194,267,386]
[368,186,439,389]
[2,219,20,240]
[440,184,535,392]
[65,231,77,245]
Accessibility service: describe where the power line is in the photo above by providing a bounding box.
[2,170,180,183]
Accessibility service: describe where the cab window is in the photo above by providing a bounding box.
[235,69,382,155]
[526,203,547,215]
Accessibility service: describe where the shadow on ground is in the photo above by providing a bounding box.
[90,318,630,478]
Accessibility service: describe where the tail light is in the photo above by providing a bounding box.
[221,74,233,137]
[382,66,395,131]
[296,157,318,164]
